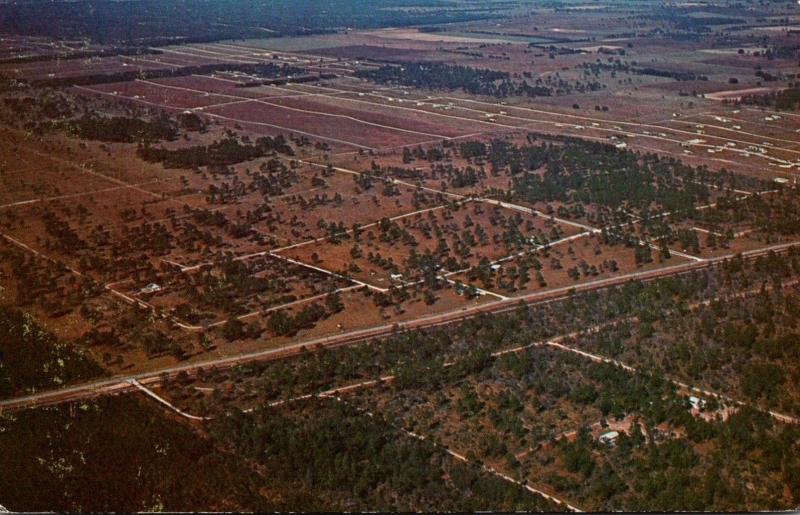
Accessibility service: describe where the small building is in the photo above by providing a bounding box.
[140,283,162,294]
[490,264,501,272]
[598,431,619,446]
[689,396,706,410]
[390,273,403,282]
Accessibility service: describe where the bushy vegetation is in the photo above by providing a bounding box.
[474,134,758,214]
[737,86,800,111]
[173,247,800,417]
[62,113,178,143]
[579,61,708,81]
[137,133,294,168]
[356,62,603,98]
[189,248,800,511]
[555,405,800,510]
[356,63,510,96]
[0,307,105,398]
[365,342,800,510]
[210,398,561,512]
[574,251,800,416]
[448,134,799,247]
[0,397,278,512]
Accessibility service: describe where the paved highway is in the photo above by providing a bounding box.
[0,239,798,413]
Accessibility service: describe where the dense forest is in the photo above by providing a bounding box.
[356,63,511,96]
[137,133,294,168]
[572,252,800,417]
[356,62,603,98]
[357,344,800,510]
[61,113,178,143]
[0,306,105,398]
[0,0,498,45]
[210,398,562,512]
[0,396,279,512]
[737,86,800,111]
[456,134,766,220]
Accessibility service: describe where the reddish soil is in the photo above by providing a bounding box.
[87,80,234,109]
[203,99,437,149]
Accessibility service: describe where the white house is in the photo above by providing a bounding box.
[599,431,619,446]
[140,283,162,294]
[688,396,706,410]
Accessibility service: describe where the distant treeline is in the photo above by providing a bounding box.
[138,134,294,168]
[359,61,606,98]
[630,66,707,82]
[355,62,510,96]
[0,0,498,45]
[29,62,305,88]
[646,11,744,33]
[61,113,178,143]
[236,73,337,88]
[0,46,161,65]
[767,44,800,60]
[528,43,586,55]
[579,61,707,82]
[355,62,601,98]
[736,86,800,111]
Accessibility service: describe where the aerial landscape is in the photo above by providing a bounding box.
[1,0,800,511]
